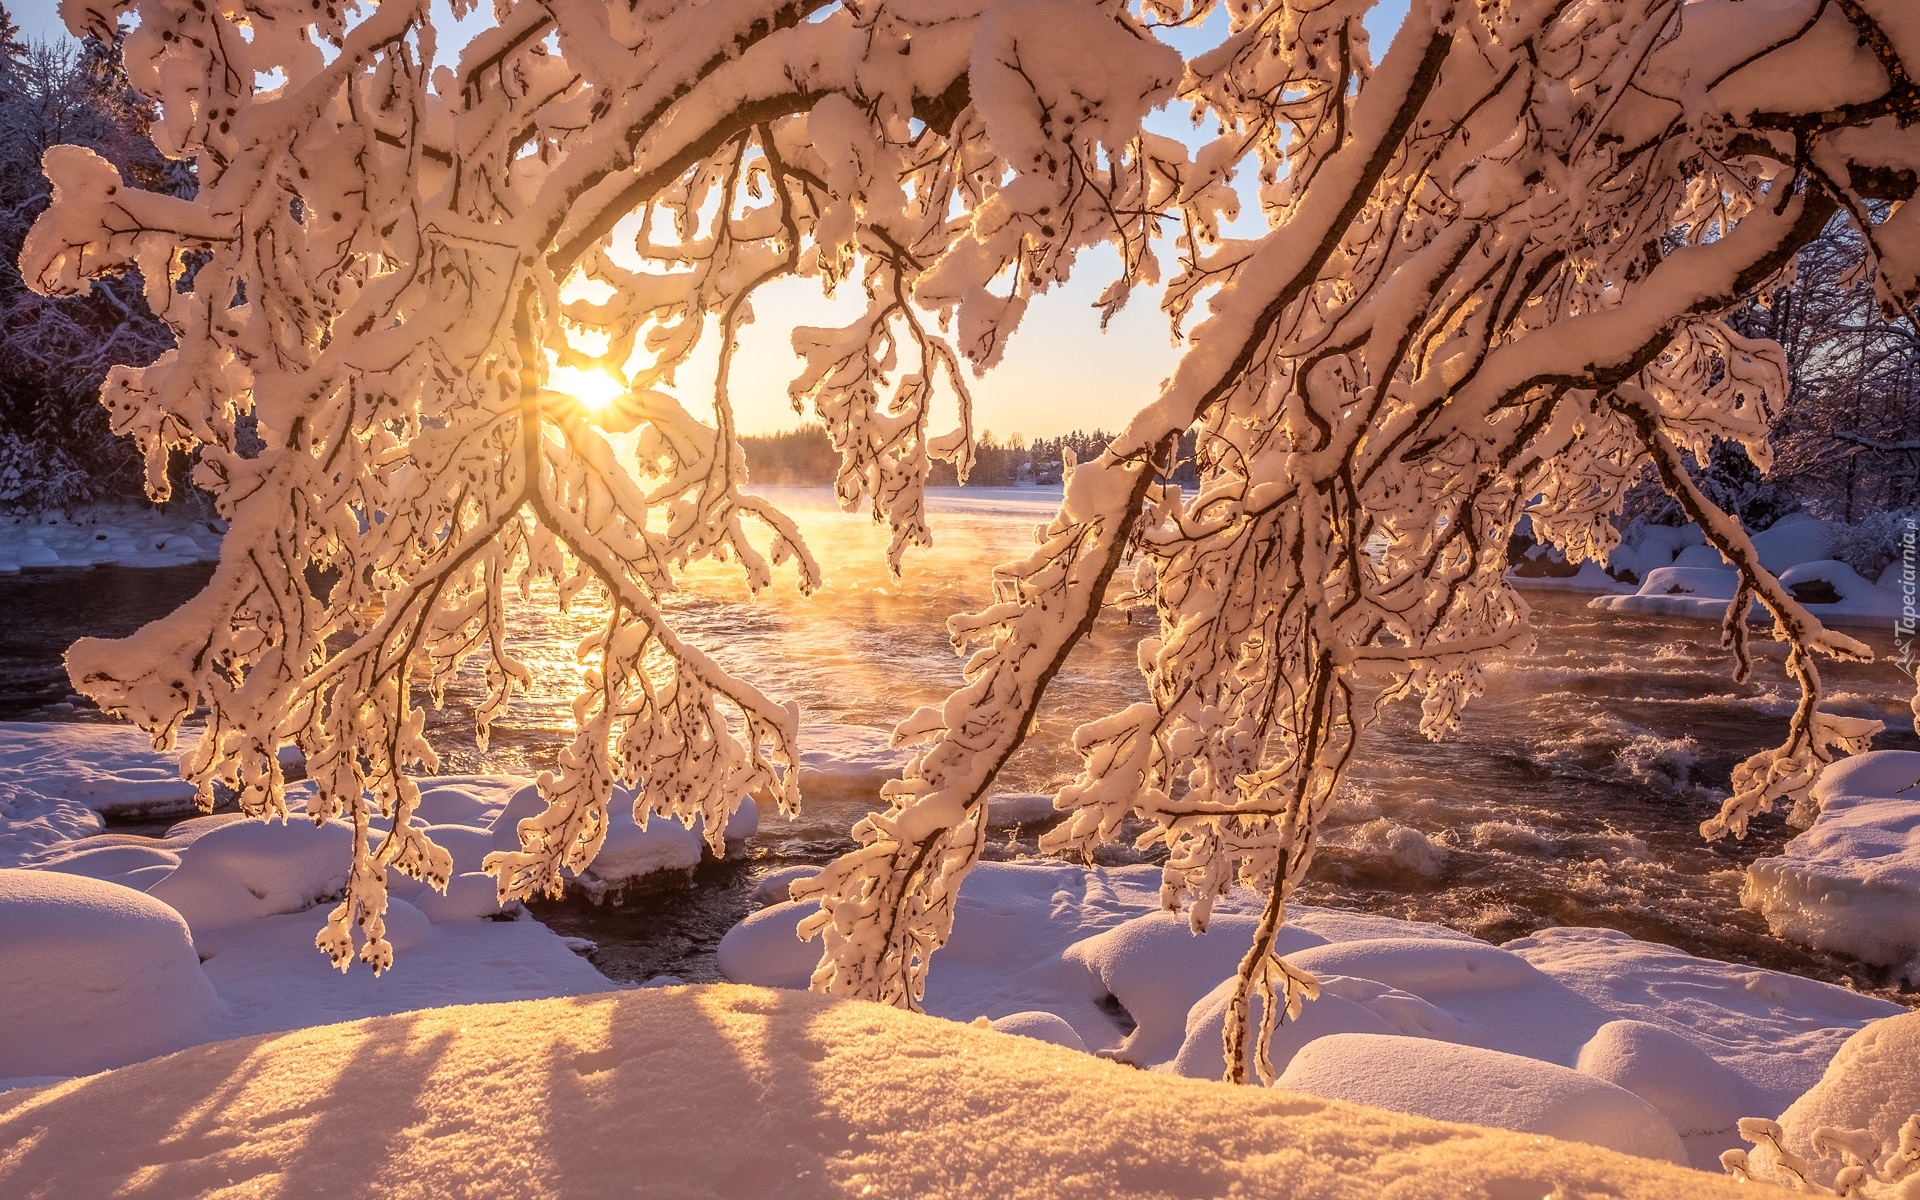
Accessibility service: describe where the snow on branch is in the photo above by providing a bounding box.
[791,0,1920,1084]
[24,0,1920,1081]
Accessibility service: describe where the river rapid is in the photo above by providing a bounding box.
[4,487,1915,999]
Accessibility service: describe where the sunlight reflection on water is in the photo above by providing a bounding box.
[408,487,1920,996]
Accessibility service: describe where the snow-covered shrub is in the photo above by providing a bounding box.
[1822,510,1920,583]
[23,0,1920,1084]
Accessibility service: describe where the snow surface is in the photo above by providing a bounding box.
[1744,751,1920,985]
[1275,1032,1690,1164]
[0,722,299,824]
[0,985,1764,1199]
[0,713,872,1083]
[722,860,1902,1168]
[1757,1011,1920,1193]
[0,506,221,573]
[0,868,221,1080]
[1560,516,1905,629]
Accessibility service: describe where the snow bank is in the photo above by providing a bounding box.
[0,780,102,867]
[721,861,1899,1167]
[0,757,629,1078]
[0,985,1759,1199]
[0,722,301,820]
[1744,751,1920,986]
[1745,1012,1920,1193]
[1583,516,1904,629]
[1275,1032,1689,1164]
[1504,926,1900,1115]
[0,869,220,1080]
[0,506,221,573]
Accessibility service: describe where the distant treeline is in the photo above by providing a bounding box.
[740,427,1203,488]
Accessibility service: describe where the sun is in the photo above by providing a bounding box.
[549,365,627,413]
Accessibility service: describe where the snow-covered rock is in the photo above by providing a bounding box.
[986,792,1060,827]
[487,779,757,902]
[0,869,221,1079]
[990,1010,1088,1052]
[146,817,355,948]
[1778,560,1900,619]
[1576,1020,1749,1167]
[1583,518,1903,628]
[1171,973,1401,1080]
[0,985,1760,1199]
[1275,1033,1690,1165]
[717,899,823,989]
[718,860,1900,1161]
[1744,751,1920,986]
[0,506,223,574]
[1062,911,1327,1066]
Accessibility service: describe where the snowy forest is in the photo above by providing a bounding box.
[5,0,1920,1197]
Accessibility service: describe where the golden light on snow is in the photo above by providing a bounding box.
[549,365,627,414]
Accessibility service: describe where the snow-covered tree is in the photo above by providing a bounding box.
[0,28,184,506]
[24,0,1920,1081]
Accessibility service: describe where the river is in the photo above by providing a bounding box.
[3,488,1914,999]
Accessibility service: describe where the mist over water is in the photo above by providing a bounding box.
[5,488,1915,997]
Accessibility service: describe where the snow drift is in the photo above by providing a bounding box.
[0,985,1761,1199]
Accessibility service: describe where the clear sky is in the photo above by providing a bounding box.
[15,0,1412,438]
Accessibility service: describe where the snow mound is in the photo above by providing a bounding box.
[33,836,181,891]
[0,986,1759,1198]
[146,817,355,947]
[1576,1020,1748,1167]
[1276,1033,1689,1165]
[411,775,531,826]
[1062,911,1325,1066]
[1506,925,1901,1115]
[1171,973,1400,1081]
[1743,750,1920,985]
[1763,1012,1920,1193]
[1752,513,1832,573]
[0,868,220,1078]
[990,1010,1087,1052]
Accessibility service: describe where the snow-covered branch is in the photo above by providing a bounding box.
[24,0,1920,1080]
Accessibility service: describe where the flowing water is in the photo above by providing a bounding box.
[5,488,1916,999]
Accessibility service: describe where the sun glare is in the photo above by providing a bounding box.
[550,365,626,413]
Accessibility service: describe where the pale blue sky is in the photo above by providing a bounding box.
[15,0,1413,437]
